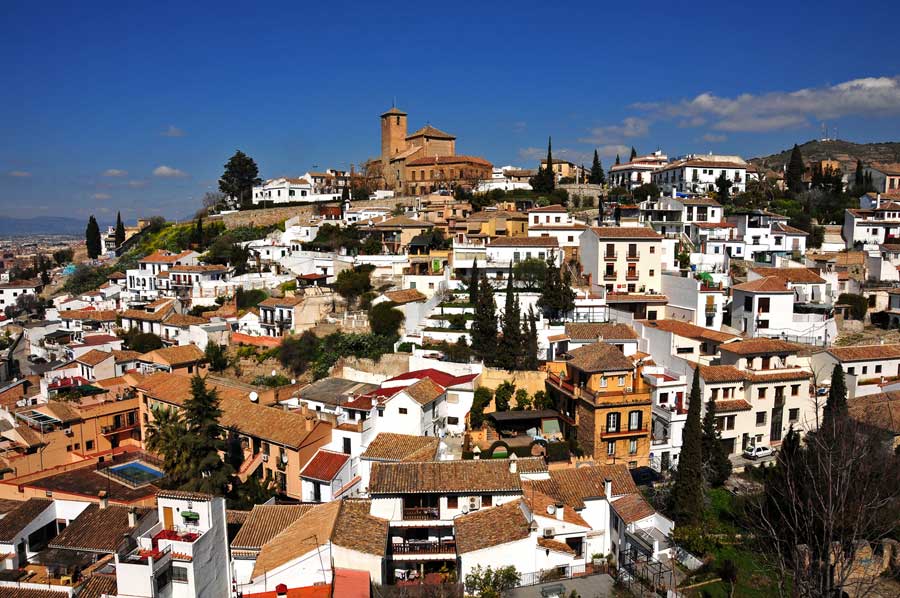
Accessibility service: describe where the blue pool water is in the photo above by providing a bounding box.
[109,461,165,485]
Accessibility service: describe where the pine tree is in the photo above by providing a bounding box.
[701,398,732,487]
[522,306,539,370]
[180,375,233,494]
[85,215,101,259]
[589,150,605,185]
[498,272,523,370]
[630,146,638,161]
[822,363,847,429]
[471,273,498,365]
[671,367,705,524]
[219,150,262,209]
[468,261,479,305]
[786,144,805,195]
[114,212,125,248]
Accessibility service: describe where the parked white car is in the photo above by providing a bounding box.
[743,445,775,460]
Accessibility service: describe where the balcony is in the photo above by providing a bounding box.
[603,271,618,281]
[392,540,456,555]
[102,421,137,435]
[402,507,440,521]
[705,304,717,314]
[604,252,617,261]
[626,272,639,281]
[625,251,640,261]
[600,425,649,440]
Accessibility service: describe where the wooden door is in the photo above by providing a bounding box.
[163,507,174,530]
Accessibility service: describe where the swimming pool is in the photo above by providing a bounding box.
[108,461,165,485]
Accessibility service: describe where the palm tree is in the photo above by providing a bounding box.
[145,405,190,488]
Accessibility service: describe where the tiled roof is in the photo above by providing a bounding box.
[383,289,427,304]
[639,320,737,343]
[406,155,492,167]
[772,222,809,235]
[121,308,171,322]
[528,464,639,508]
[402,378,445,405]
[139,249,195,264]
[566,342,634,373]
[849,391,900,435]
[76,349,113,367]
[828,344,900,362]
[522,483,589,527]
[253,501,342,577]
[750,267,825,284]
[565,322,639,341]
[406,125,455,140]
[715,399,753,412]
[681,197,722,207]
[300,450,350,482]
[0,498,52,541]
[140,344,205,366]
[60,309,117,321]
[163,313,208,327]
[111,349,142,363]
[361,433,439,462]
[605,293,668,303]
[0,589,69,598]
[455,500,531,553]
[731,276,791,293]
[527,204,568,213]
[330,499,388,557]
[77,576,117,598]
[258,295,305,308]
[537,537,576,554]
[167,264,228,273]
[385,369,478,388]
[612,493,656,524]
[138,373,330,448]
[748,370,812,383]
[589,226,662,239]
[231,505,313,550]
[49,504,149,552]
[487,236,558,247]
[156,490,213,501]
[719,338,805,356]
[870,162,900,176]
[369,459,522,495]
[698,365,750,383]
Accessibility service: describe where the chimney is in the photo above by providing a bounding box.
[300,401,309,417]
[127,507,137,528]
[304,416,315,432]
[877,193,882,209]
[508,453,518,474]
[275,583,289,598]
[98,490,108,509]
[604,478,612,499]
[555,502,564,521]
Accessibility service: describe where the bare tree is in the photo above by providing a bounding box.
[750,415,900,598]
[202,191,227,213]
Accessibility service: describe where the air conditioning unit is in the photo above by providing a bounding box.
[543,528,556,538]
[64,429,74,436]
[626,386,633,393]
[468,497,481,511]
[261,454,269,463]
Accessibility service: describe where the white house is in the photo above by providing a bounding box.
[608,151,669,190]
[0,278,40,311]
[652,155,752,195]
[731,275,836,345]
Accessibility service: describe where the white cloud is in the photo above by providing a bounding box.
[103,168,128,177]
[633,75,900,132]
[595,144,631,160]
[512,121,527,133]
[518,146,592,165]
[7,170,30,177]
[578,117,649,144]
[701,133,727,143]
[153,165,188,178]
[93,193,112,200]
[128,180,147,188]
[162,125,185,137]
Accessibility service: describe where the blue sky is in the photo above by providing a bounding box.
[3,0,900,222]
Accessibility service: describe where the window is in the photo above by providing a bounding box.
[756,411,767,426]
[629,439,638,455]
[649,246,655,254]
[607,441,616,456]
[447,416,459,425]
[448,496,458,509]
[172,566,189,583]
[711,388,719,400]
[86,440,94,451]
[862,366,868,375]
[628,410,641,430]
[398,407,408,415]
[876,364,883,374]
[744,296,753,311]
[599,376,608,388]
[342,437,351,454]
[676,346,694,354]
[847,367,855,375]
[758,387,766,399]
[758,297,771,313]
[791,384,800,397]
[659,392,669,404]
[618,376,625,386]
[649,269,655,277]
[758,319,769,329]
[483,495,492,507]
[788,408,799,422]
[447,393,460,404]
[606,412,619,432]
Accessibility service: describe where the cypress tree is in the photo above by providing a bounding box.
[543,137,556,192]
[786,144,805,195]
[854,159,864,190]
[522,306,539,370]
[471,273,498,365]
[589,150,605,185]
[701,398,732,487]
[85,215,101,259]
[194,216,203,246]
[615,153,621,166]
[498,272,523,370]
[671,367,705,524]
[114,211,125,248]
[822,363,847,429]
[630,146,638,161]
[468,261,479,305]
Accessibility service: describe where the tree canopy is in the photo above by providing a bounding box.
[218,150,262,209]
[85,215,101,259]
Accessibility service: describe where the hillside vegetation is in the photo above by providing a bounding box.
[752,139,900,173]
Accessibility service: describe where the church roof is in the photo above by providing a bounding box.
[381,106,407,117]
[406,125,455,140]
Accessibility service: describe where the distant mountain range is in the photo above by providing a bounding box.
[751,139,900,173]
[0,216,86,237]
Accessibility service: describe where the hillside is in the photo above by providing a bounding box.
[751,139,900,173]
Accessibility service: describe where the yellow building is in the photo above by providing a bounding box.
[546,342,652,468]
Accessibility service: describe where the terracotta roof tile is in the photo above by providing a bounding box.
[383,289,427,304]
[369,459,522,495]
[60,309,118,321]
[527,204,568,213]
[300,450,350,482]
[750,267,825,284]
[748,370,812,383]
[715,399,753,412]
[719,338,805,356]
[698,365,750,383]
[566,342,633,373]
[402,378,445,405]
[140,344,205,366]
[537,537,576,554]
[258,295,304,308]
[564,322,638,341]
[828,344,900,362]
[330,499,388,557]
[406,155,491,167]
[455,500,531,553]
[163,313,208,327]
[49,504,150,552]
[732,276,791,293]
[406,125,455,140]
[639,320,737,343]
[487,237,558,247]
[612,493,656,524]
[589,226,662,239]
[76,349,114,367]
[77,576,117,598]
[0,498,52,542]
[231,504,313,550]
[362,433,439,462]
[528,464,638,508]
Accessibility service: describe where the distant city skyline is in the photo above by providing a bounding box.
[3,0,900,220]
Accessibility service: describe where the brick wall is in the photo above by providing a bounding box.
[211,196,419,230]
[576,401,597,458]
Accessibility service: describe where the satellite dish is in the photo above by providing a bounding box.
[546,505,556,515]
[271,369,277,378]
[249,391,259,403]
[461,504,469,514]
